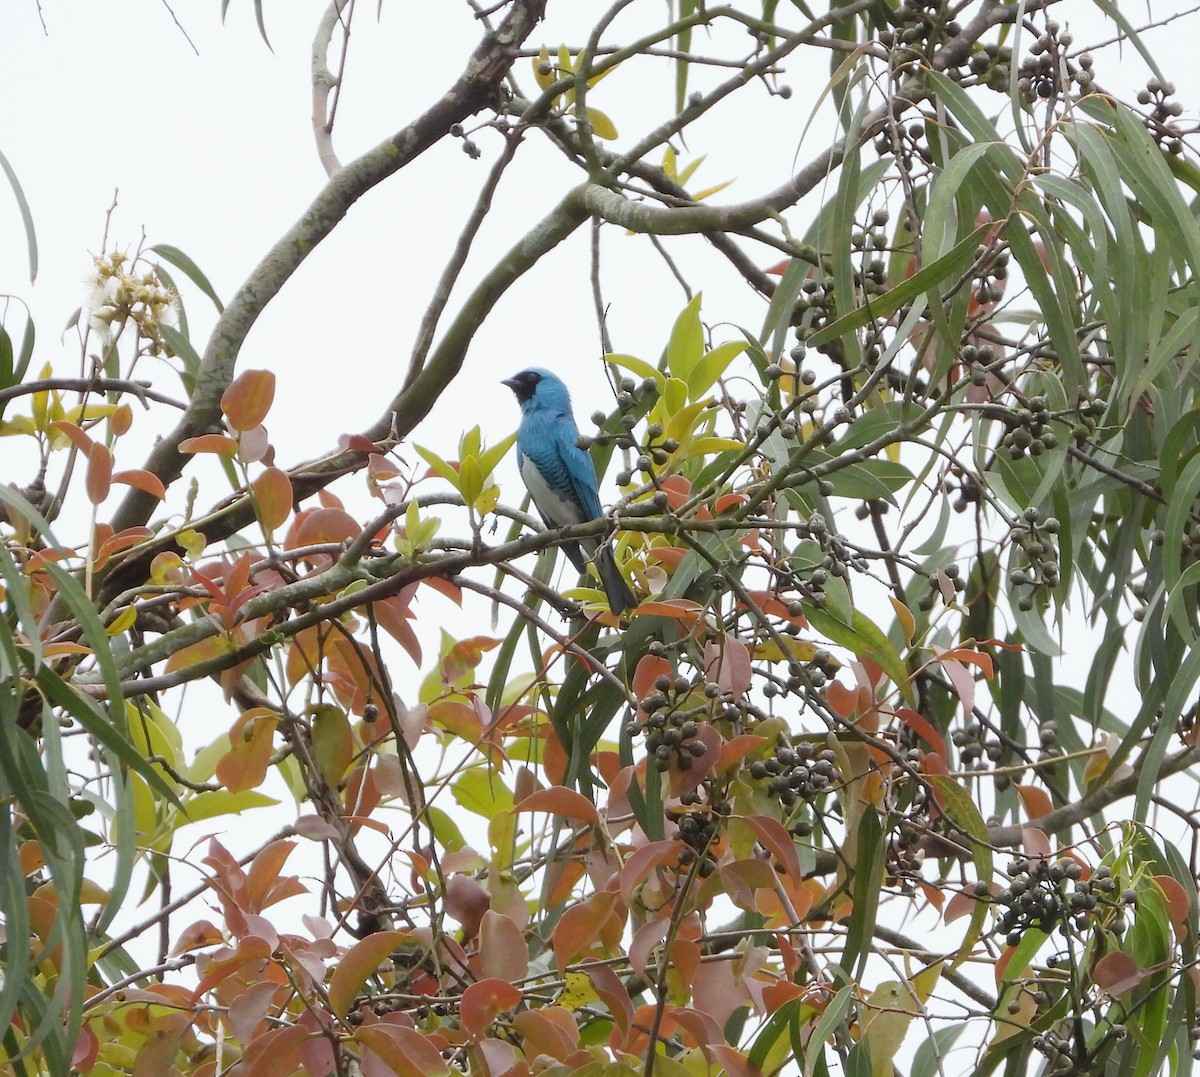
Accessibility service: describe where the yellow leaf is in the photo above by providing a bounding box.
[105,606,137,636]
[676,435,744,460]
[0,416,36,437]
[558,970,600,1011]
[890,595,916,643]
[176,529,206,559]
[692,179,735,201]
[581,106,618,140]
[533,45,555,91]
[605,352,663,391]
[753,637,839,666]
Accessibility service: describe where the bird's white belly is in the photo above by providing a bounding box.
[520,456,585,527]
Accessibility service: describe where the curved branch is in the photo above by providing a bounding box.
[109,0,549,536]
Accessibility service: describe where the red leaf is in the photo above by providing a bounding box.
[444,874,490,937]
[618,840,679,904]
[460,979,522,1037]
[741,814,802,879]
[583,961,632,1036]
[1092,951,1146,995]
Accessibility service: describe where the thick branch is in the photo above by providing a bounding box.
[109,0,548,536]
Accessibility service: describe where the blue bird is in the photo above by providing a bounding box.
[503,368,636,614]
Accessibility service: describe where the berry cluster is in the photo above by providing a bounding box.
[1001,396,1059,459]
[950,719,1002,770]
[1138,78,1189,156]
[942,464,981,514]
[667,800,728,877]
[628,672,712,772]
[877,0,960,64]
[885,820,926,891]
[994,858,1127,946]
[749,740,841,809]
[1008,507,1061,611]
[1015,22,1091,104]
[969,248,1010,312]
[956,42,1013,92]
[1069,394,1106,445]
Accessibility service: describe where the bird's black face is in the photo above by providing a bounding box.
[502,369,541,405]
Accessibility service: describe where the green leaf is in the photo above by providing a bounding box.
[151,243,224,313]
[666,293,705,383]
[929,775,993,968]
[807,222,990,349]
[687,339,746,401]
[804,602,912,702]
[840,807,884,978]
[453,768,515,818]
[0,144,37,283]
[415,443,461,487]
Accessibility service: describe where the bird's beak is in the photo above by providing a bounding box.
[500,377,519,391]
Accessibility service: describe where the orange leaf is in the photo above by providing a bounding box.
[252,466,293,530]
[514,785,599,826]
[479,909,529,982]
[293,506,361,546]
[1015,784,1054,821]
[245,839,298,912]
[180,433,240,456]
[552,891,617,973]
[632,654,671,702]
[354,1024,451,1077]
[239,1023,309,1077]
[1153,874,1192,932]
[329,931,413,1018]
[511,1008,581,1063]
[50,420,93,454]
[163,633,234,675]
[221,369,276,432]
[895,708,948,760]
[214,709,277,792]
[110,403,133,436]
[112,469,166,499]
[741,814,802,878]
[460,979,522,1037]
[630,599,704,623]
[86,443,112,505]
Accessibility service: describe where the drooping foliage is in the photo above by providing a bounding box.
[3,2,1200,1075]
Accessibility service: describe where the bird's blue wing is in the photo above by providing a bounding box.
[518,410,603,523]
[550,415,604,520]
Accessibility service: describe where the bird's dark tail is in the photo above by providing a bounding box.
[595,544,636,615]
